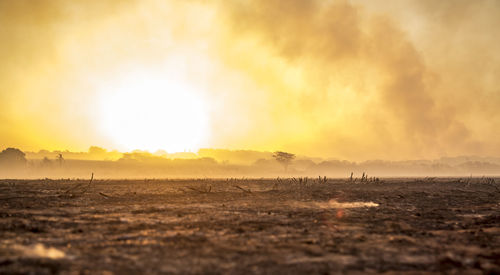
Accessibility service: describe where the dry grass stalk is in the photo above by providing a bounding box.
[234,185,252,193]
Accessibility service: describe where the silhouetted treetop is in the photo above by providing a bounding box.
[272,151,295,172]
[0,148,27,167]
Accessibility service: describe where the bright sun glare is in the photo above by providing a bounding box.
[97,71,209,153]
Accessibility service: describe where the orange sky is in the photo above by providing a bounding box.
[1,0,499,161]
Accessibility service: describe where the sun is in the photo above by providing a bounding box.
[96,71,210,153]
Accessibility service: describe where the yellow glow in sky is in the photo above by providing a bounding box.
[1,0,499,160]
[96,70,209,152]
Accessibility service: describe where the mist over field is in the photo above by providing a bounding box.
[1,146,500,179]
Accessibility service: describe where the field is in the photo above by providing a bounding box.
[0,178,499,274]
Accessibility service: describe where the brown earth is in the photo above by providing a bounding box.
[0,178,499,274]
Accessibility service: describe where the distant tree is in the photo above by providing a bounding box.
[57,154,64,167]
[42,157,53,168]
[0,148,27,168]
[272,151,295,172]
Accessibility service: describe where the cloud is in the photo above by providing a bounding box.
[212,0,500,159]
[0,0,499,160]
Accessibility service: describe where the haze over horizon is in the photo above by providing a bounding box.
[11,146,500,164]
[1,0,499,161]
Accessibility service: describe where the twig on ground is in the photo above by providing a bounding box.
[99,192,111,198]
[80,173,94,195]
[234,185,252,194]
[64,183,83,194]
[186,185,212,193]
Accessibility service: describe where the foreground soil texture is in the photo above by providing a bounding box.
[0,178,499,274]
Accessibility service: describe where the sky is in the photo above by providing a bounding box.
[0,0,499,161]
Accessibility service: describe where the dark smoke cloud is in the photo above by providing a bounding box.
[214,0,498,159]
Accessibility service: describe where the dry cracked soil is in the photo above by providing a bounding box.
[0,178,499,274]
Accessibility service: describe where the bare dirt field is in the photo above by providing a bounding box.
[0,178,499,274]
